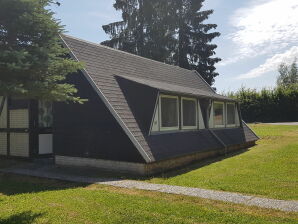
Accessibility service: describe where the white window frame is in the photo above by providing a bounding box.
[149,93,160,134]
[213,101,225,128]
[159,94,179,131]
[226,102,236,127]
[181,97,198,130]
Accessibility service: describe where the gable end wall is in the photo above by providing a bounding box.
[53,71,145,163]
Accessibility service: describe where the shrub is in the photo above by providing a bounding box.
[227,85,298,123]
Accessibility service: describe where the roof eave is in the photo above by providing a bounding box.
[60,35,153,163]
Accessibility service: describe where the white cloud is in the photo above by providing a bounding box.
[236,46,298,79]
[220,0,298,66]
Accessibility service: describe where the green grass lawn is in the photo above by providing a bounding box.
[145,124,298,200]
[0,173,297,224]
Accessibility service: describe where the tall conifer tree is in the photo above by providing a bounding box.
[102,0,220,86]
[171,0,221,85]
[0,0,84,115]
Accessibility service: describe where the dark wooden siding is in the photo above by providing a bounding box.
[212,128,246,146]
[8,98,29,110]
[53,72,145,163]
[116,77,158,135]
[147,130,223,161]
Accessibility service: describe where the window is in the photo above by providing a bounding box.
[159,95,179,131]
[181,97,197,129]
[226,103,236,126]
[213,102,224,127]
[38,101,53,128]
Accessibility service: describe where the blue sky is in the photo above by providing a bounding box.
[51,0,298,92]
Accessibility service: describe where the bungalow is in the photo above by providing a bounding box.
[0,35,259,175]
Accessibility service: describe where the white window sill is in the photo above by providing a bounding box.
[214,125,225,128]
[160,127,179,131]
[182,126,197,130]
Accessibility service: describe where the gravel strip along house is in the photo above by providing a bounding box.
[0,35,259,175]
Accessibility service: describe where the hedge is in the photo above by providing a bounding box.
[227,85,298,123]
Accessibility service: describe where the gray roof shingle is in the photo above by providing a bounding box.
[115,75,233,101]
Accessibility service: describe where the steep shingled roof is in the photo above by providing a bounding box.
[61,35,256,162]
[115,74,233,100]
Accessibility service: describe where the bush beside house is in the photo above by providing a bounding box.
[228,85,298,123]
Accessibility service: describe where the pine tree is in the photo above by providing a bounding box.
[102,0,221,86]
[102,0,173,62]
[0,0,84,115]
[171,0,221,85]
[102,0,143,55]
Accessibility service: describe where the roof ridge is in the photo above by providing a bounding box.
[61,34,195,73]
[116,74,209,92]
[115,74,233,101]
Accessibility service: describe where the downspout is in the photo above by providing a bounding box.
[237,102,243,128]
[206,99,211,129]
[7,96,10,156]
[209,129,228,156]
[207,99,228,155]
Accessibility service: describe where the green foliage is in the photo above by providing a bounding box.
[277,59,298,86]
[102,0,221,86]
[226,85,298,122]
[0,0,83,102]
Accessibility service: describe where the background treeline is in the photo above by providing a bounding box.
[227,59,298,123]
[227,85,298,123]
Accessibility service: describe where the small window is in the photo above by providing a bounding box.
[159,95,179,131]
[181,97,197,129]
[214,102,224,127]
[38,101,53,128]
[227,103,236,126]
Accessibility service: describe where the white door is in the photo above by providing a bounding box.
[39,134,53,154]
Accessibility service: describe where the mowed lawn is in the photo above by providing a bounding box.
[0,174,297,224]
[145,124,298,200]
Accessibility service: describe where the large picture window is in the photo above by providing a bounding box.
[181,97,197,129]
[159,95,179,131]
[214,102,224,127]
[226,103,236,126]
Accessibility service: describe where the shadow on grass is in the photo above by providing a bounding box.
[143,148,250,180]
[37,148,253,182]
[0,173,87,196]
[0,147,253,191]
[0,211,43,224]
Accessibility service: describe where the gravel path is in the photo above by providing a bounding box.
[1,166,297,212]
[265,122,298,126]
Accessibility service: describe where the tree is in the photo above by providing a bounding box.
[102,0,173,62]
[102,0,221,86]
[0,0,84,116]
[277,59,298,86]
[170,0,221,85]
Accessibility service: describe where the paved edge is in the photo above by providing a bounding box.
[1,168,297,212]
[265,122,298,126]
